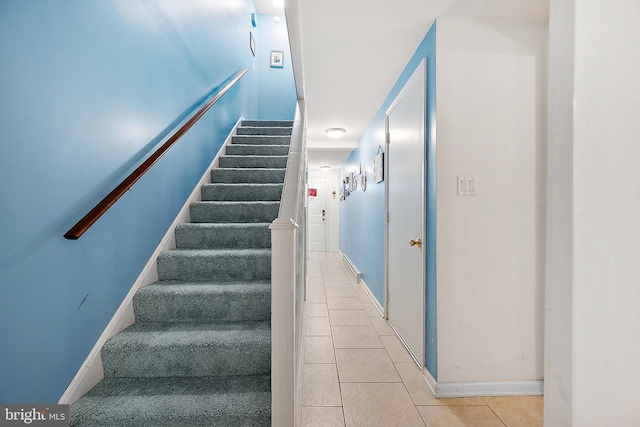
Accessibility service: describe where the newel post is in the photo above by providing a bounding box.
[270,218,298,427]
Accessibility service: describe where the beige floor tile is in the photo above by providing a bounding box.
[483,396,543,427]
[302,364,342,406]
[324,280,354,289]
[306,317,332,336]
[327,298,363,310]
[360,299,383,317]
[354,288,372,300]
[308,268,323,278]
[335,348,400,382]
[307,277,324,285]
[417,406,504,427]
[307,303,329,318]
[307,290,327,303]
[352,290,370,301]
[320,263,344,270]
[332,325,384,349]
[341,383,426,427]
[323,269,349,277]
[380,335,416,363]
[394,363,487,406]
[306,282,325,292]
[395,363,437,405]
[305,336,336,363]
[370,316,396,335]
[325,287,357,298]
[328,309,371,326]
[301,407,345,427]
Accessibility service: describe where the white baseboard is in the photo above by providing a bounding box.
[337,251,384,317]
[59,117,243,405]
[338,250,362,283]
[422,366,438,395]
[435,380,544,398]
[359,278,384,317]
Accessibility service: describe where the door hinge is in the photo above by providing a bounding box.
[385,132,391,145]
[386,213,390,222]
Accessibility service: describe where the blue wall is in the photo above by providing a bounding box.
[339,22,437,377]
[256,14,297,120]
[0,0,258,403]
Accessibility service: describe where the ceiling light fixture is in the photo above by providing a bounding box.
[325,128,346,139]
[319,165,332,171]
[272,0,284,7]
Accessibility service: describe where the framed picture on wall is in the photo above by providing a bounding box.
[270,50,284,68]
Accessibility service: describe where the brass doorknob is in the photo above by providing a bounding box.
[409,238,422,248]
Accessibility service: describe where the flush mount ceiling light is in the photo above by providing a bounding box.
[325,128,346,139]
[272,0,284,7]
[319,165,332,171]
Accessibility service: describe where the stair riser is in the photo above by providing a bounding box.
[225,145,290,156]
[175,224,271,249]
[231,135,291,145]
[242,120,293,127]
[219,156,288,169]
[211,169,285,184]
[133,288,271,322]
[201,184,283,201]
[190,202,280,223]
[102,339,270,378]
[157,252,271,281]
[237,127,292,136]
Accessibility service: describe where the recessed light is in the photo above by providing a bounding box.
[319,165,332,171]
[325,128,346,139]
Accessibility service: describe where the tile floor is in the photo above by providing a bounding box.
[302,251,543,427]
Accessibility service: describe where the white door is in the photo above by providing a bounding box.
[308,176,326,251]
[386,60,426,364]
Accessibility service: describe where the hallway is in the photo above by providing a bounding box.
[302,251,543,427]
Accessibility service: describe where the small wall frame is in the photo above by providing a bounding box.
[270,50,284,68]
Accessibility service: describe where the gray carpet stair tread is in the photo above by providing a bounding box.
[175,223,271,249]
[210,168,286,183]
[237,126,292,136]
[101,321,271,378]
[201,183,283,201]
[189,201,280,223]
[70,376,270,427]
[242,120,293,127]
[219,155,288,168]
[231,135,291,145]
[134,281,271,322]
[225,144,290,155]
[156,248,271,281]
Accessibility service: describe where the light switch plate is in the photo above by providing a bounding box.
[457,176,478,196]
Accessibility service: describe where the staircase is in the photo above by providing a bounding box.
[70,120,292,427]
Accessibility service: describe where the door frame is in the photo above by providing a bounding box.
[384,58,427,368]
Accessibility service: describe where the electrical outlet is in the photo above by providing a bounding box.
[457,176,478,196]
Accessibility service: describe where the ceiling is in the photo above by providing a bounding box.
[255,0,548,170]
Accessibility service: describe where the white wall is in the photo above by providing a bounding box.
[308,169,340,251]
[546,1,640,425]
[436,18,548,384]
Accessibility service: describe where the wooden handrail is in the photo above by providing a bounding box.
[64,69,247,240]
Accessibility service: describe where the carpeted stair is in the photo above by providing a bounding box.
[70,120,292,426]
